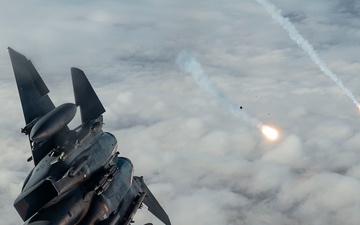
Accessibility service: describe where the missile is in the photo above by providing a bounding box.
[30,103,77,142]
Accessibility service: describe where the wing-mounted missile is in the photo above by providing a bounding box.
[30,103,77,143]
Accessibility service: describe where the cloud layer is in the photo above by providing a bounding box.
[1,0,360,225]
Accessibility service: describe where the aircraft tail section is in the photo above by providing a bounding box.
[8,47,55,125]
[71,67,105,123]
[8,47,62,165]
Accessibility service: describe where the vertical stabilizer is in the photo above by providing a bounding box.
[71,67,105,123]
[8,47,55,124]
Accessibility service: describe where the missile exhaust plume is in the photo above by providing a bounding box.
[254,0,360,109]
[261,125,279,141]
[177,51,279,141]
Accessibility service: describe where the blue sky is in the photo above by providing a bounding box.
[1,0,360,224]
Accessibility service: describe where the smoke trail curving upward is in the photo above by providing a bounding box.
[254,0,360,109]
[177,51,279,140]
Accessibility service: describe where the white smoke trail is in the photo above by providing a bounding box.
[254,0,360,108]
[176,50,263,129]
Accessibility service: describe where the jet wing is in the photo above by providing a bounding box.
[135,176,171,225]
[8,47,55,125]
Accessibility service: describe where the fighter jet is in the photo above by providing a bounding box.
[8,47,171,225]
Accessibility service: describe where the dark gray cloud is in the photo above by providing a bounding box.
[334,0,360,16]
[1,0,360,225]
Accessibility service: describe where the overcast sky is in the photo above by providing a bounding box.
[1,0,360,224]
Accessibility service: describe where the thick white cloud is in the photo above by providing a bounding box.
[1,0,360,225]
